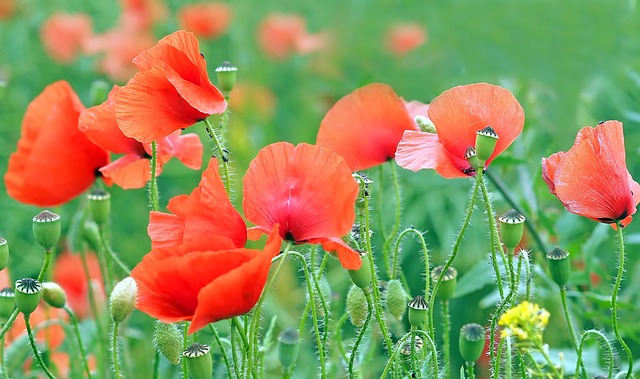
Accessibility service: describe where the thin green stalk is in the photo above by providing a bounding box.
[25,314,57,379]
[392,228,430,298]
[613,223,633,378]
[507,249,515,291]
[442,300,451,379]
[382,162,402,278]
[37,250,53,282]
[534,341,562,378]
[522,251,531,301]
[208,324,233,379]
[574,329,613,379]
[349,291,372,379]
[525,351,546,378]
[333,313,349,364]
[1,334,8,379]
[0,310,18,340]
[559,288,586,378]
[229,319,240,378]
[78,248,106,379]
[380,330,438,379]
[152,351,159,379]
[203,118,231,195]
[504,336,512,379]
[64,307,92,379]
[478,174,506,299]
[466,362,476,379]
[98,225,130,275]
[495,336,505,378]
[96,241,113,298]
[112,322,121,379]
[149,141,160,212]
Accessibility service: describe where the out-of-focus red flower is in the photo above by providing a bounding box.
[0,0,15,20]
[317,83,418,171]
[120,0,167,31]
[53,251,104,319]
[40,13,93,63]
[230,83,276,120]
[0,269,10,288]
[243,142,361,269]
[542,120,640,229]
[257,13,327,59]
[132,226,281,333]
[4,81,109,206]
[179,3,232,39]
[115,30,227,143]
[395,83,524,178]
[148,159,247,249]
[79,85,203,189]
[385,23,427,56]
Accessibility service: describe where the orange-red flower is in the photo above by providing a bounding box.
[395,83,524,178]
[385,23,427,56]
[0,0,15,20]
[120,0,167,32]
[178,3,232,39]
[79,85,203,189]
[40,13,93,63]
[5,81,109,206]
[317,83,418,171]
[243,142,361,269]
[53,251,104,319]
[257,13,327,59]
[542,120,640,228]
[131,226,281,333]
[148,159,247,249]
[115,30,227,143]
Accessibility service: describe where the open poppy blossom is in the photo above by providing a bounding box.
[178,3,232,39]
[40,13,93,63]
[5,81,109,207]
[131,226,281,333]
[115,30,227,143]
[316,83,418,171]
[542,120,640,228]
[395,83,524,178]
[148,159,247,249]
[243,142,361,269]
[385,23,427,56]
[79,85,203,189]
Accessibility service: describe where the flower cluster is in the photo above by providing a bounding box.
[499,301,550,343]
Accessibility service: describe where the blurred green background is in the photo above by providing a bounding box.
[2,0,640,377]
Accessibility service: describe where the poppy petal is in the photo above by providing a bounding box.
[158,131,203,170]
[541,151,566,195]
[395,130,469,178]
[308,236,362,270]
[100,154,154,189]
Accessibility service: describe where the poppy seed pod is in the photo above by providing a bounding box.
[277,327,300,371]
[110,277,137,323]
[348,251,371,291]
[15,278,42,314]
[88,190,111,226]
[215,61,238,94]
[431,265,458,301]
[407,295,428,330]
[154,321,182,365]
[464,146,480,173]
[546,247,570,288]
[183,343,212,379]
[385,279,408,320]
[32,210,61,251]
[475,126,499,166]
[346,284,368,327]
[89,80,110,106]
[459,323,486,362]
[499,209,525,251]
[42,282,66,308]
[399,335,425,369]
[0,238,8,271]
[0,288,16,320]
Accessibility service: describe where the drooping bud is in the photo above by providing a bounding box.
[277,327,300,371]
[88,190,111,226]
[399,335,424,368]
[154,321,182,365]
[0,238,8,271]
[89,80,110,106]
[32,211,61,251]
[42,282,66,308]
[215,61,238,93]
[415,116,436,133]
[385,279,408,321]
[407,295,428,330]
[183,343,212,379]
[464,146,480,173]
[346,284,368,327]
[459,323,486,362]
[499,209,525,251]
[546,247,570,288]
[431,265,458,301]
[110,277,137,323]
[0,288,16,320]
[348,251,371,291]
[474,126,499,165]
[15,278,42,314]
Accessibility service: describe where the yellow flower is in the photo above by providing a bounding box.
[499,301,550,344]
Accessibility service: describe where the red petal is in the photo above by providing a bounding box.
[395,130,469,178]
[308,236,362,270]
[541,152,566,195]
[178,3,232,39]
[148,211,184,249]
[99,154,154,189]
[157,131,203,170]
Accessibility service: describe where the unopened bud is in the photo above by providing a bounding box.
[0,288,16,320]
[399,335,425,368]
[546,247,570,288]
[499,210,525,251]
[0,238,8,271]
[475,126,499,165]
[277,327,300,371]
[82,220,102,253]
[33,211,61,251]
[431,265,458,301]
[407,295,428,330]
[215,61,238,93]
[464,146,480,173]
[15,278,42,314]
[183,343,212,379]
[154,321,182,365]
[110,277,137,323]
[385,279,408,321]
[415,116,436,133]
[348,251,371,291]
[42,282,66,308]
[459,323,486,362]
[88,190,111,226]
[346,284,368,327]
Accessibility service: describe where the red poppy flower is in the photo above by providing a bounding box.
[115,30,227,143]
[316,83,418,171]
[5,81,109,206]
[79,85,203,189]
[119,0,167,32]
[148,159,247,249]
[257,13,327,59]
[40,13,93,63]
[178,3,232,39]
[131,226,281,333]
[542,120,640,228]
[395,83,524,178]
[53,251,104,319]
[0,268,10,288]
[243,142,361,269]
[385,23,427,56]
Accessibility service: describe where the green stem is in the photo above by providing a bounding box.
[230,319,240,378]
[349,291,372,379]
[112,322,121,379]
[535,341,562,378]
[466,361,476,379]
[525,351,546,377]
[507,249,515,290]
[208,324,233,379]
[231,317,256,379]
[37,249,53,282]
[495,336,504,377]
[522,251,531,301]
[613,223,633,378]
[505,336,512,379]
[380,330,438,379]
[152,351,159,379]
[333,313,349,364]
[99,225,130,275]
[0,310,18,340]
[392,228,430,298]
[382,162,402,278]
[574,329,613,379]
[64,307,92,379]
[149,141,160,212]
[559,288,587,378]
[203,117,231,195]
[478,174,506,299]
[25,314,57,379]
[78,248,106,379]
[1,333,8,379]
[442,300,451,379]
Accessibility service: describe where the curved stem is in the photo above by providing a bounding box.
[0,310,18,340]
[380,330,438,379]
[559,288,586,378]
[149,141,160,212]
[382,162,402,278]
[25,314,57,379]
[112,322,121,379]
[64,307,92,379]
[208,324,233,378]
[99,225,130,275]
[535,341,562,378]
[203,117,231,195]
[349,291,372,379]
[574,329,613,379]
[392,228,430,298]
[613,223,633,378]
[37,250,53,282]
[478,174,506,299]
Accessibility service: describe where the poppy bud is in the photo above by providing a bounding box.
[15,278,42,315]
[0,288,16,320]
[88,190,111,226]
[459,323,486,362]
[42,282,66,308]
[110,277,137,323]
[348,251,371,291]
[32,210,61,251]
[499,209,525,251]
[277,327,300,371]
[0,238,8,271]
[464,146,480,173]
[215,61,238,93]
[415,116,436,134]
[385,279,408,321]
[475,126,499,165]
[82,220,102,253]
[346,284,368,327]
[183,343,212,379]
[89,80,110,106]
[546,247,570,289]
[431,265,458,301]
[154,321,182,365]
[407,295,428,330]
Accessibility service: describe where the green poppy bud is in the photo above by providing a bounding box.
[0,288,16,320]
[110,277,137,323]
[459,323,486,362]
[42,282,66,308]
[348,251,371,291]
[415,116,436,133]
[431,265,458,301]
[464,146,480,173]
[277,327,300,371]
[546,247,570,288]
[407,295,428,330]
[32,210,61,251]
[82,220,102,253]
[346,284,368,327]
[88,190,111,226]
[399,335,424,369]
[0,238,8,271]
[499,209,525,251]
[15,278,42,315]
[475,126,499,165]
[215,62,238,93]
[154,321,182,365]
[183,343,212,379]
[385,279,408,321]
[89,80,110,106]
